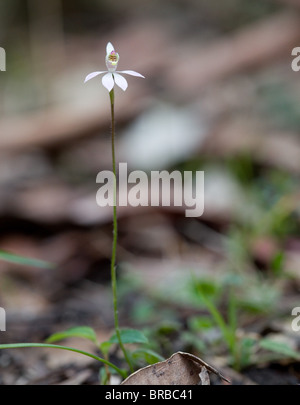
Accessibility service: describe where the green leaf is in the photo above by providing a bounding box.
[46,326,98,344]
[259,338,300,360]
[0,250,54,269]
[156,321,180,335]
[108,329,148,344]
[194,278,219,299]
[132,348,164,364]
[188,315,214,331]
[270,251,284,277]
[99,341,112,356]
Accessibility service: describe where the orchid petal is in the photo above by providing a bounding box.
[106,42,114,55]
[84,71,105,83]
[113,73,128,91]
[118,70,145,78]
[102,72,114,91]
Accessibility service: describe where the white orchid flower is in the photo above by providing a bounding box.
[84,42,144,91]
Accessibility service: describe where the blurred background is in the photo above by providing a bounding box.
[1,0,300,385]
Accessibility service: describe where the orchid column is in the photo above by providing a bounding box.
[85,42,144,372]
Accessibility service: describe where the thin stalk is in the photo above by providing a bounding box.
[109,88,133,372]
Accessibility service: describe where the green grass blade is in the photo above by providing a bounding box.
[0,343,127,378]
[227,288,238,351]
[0,250,54,269]
[198,288,232,346]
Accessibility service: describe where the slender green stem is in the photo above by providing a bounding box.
[0,343,127,378]
[109,88,133,373]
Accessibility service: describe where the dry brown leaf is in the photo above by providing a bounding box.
[121,351,230,385]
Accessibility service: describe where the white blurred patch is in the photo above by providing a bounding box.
[120,102,208,170]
